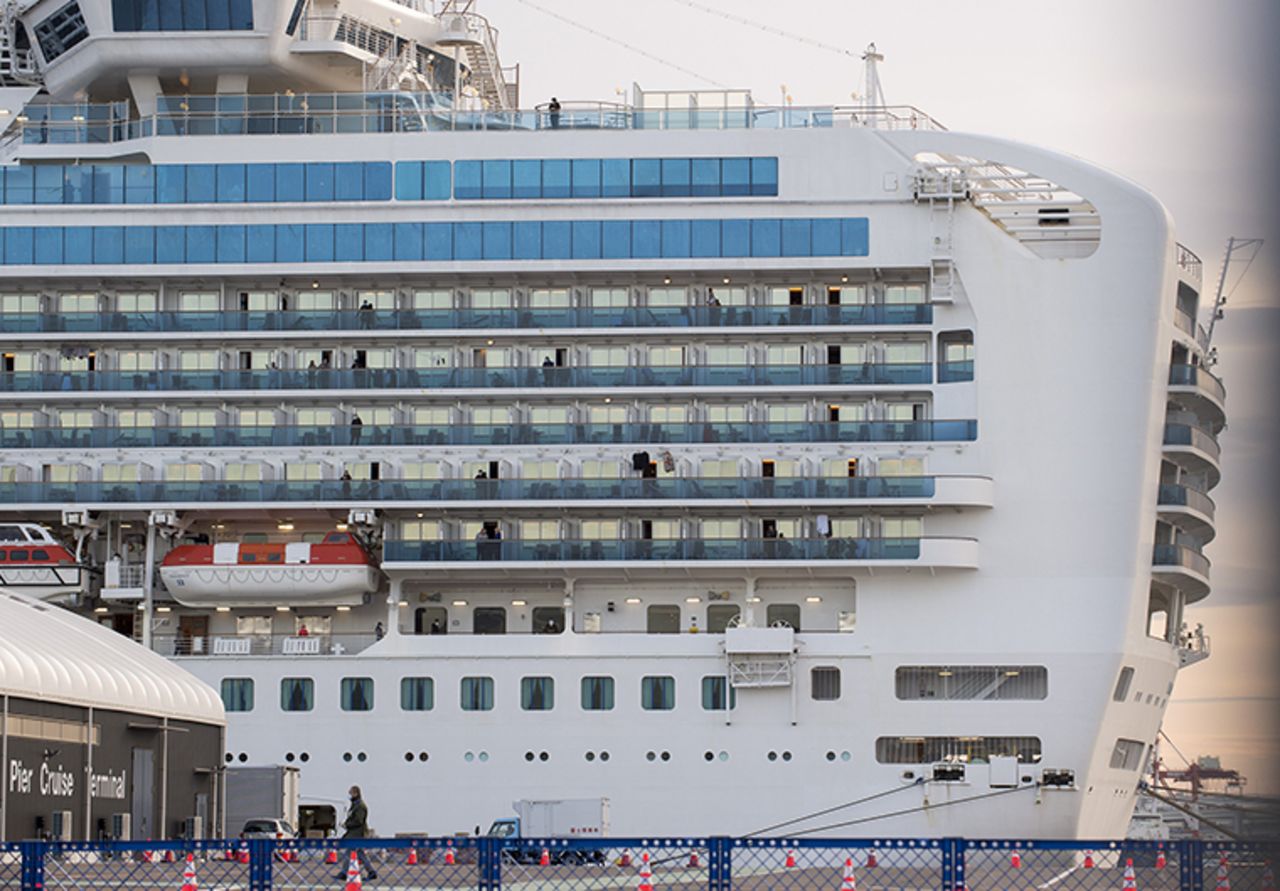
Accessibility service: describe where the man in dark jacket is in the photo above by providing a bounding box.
[336,785,377,880]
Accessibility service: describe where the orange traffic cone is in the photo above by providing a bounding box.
[225,846,235,861]
[444,844,455,866]
[637,852,654,891]
[620,850,633,867]
[1215,855,1230,891]
[785,849,797,868]
[164,849,177,863]
[1155,849,1167,870]
[1123,858,1138,891]
[1011,851,1022,868]
[406,847,418,865]
[344,851,363,891]
[540,847,551,866]
[325,849,339,864]
[842,857,858,889]
[1261,860,1275,891]
[688,851,700,868]
[1084,851,1095,869]
[867,850,878,868]
[180,852,198,891]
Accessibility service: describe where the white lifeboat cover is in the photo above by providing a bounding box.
[213,542,239,564]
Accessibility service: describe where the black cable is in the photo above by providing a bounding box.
[787,781,1039,837]
[744,779,924,838]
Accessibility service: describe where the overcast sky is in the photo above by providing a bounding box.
[484,0,1280,792]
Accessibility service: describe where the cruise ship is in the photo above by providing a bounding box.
[0,0,1225,840]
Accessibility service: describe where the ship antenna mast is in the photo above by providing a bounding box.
[861,43,886,112]
[1203,235,1263,361]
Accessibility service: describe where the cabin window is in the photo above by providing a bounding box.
[33,1,88,62]
[532,606,565,634]
[400,677,434,711]
[280,678,314,712]
[581,676,614,711]
[31,549,49,561]
[1109,739,1146,771]
[1113,667,1134,702]
[646,604,681,634]
[874,736,1042,764]
[641,676,675,711]
[520,677,555,711]
[701,676,735,711]
[706,604,741,633]
[895,666,1048,701]
[220,678,254,712]
[766,604,801,631]
[811,667,842,701]
[474,607,507,635]
[9,550,28,561]
[460,676,494,711]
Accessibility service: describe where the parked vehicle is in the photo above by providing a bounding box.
[487,798,610,864]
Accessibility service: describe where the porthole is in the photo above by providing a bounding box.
[404,753,414,762]
[585,752,596,762]
[840,751,851,762]
[300,752,310,762]
[782,751,792,762]
[826,751,836,762]
[525,752,535,762]
[767,751,778,761]
[342,752,352,762]
[357,752,366,762]
[539,751,549,762]
[478,751,489,762]
[238,752,248,763]
[464,752,475,762]
[600,751,610,761]
[718,751,728,762]
[660,751,670,761]
[646,751,656,762]
[418,752,429,762]
[285,752,295,762]
[704,751,715,762]
[224,753,233,764]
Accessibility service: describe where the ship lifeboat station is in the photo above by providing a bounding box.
[0,589,225,842]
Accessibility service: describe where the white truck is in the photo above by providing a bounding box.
[224,766,301,839]
[487,798,610,864]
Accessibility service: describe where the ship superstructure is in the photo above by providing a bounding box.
[0,0,1225,840]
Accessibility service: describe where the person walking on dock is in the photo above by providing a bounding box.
[336,785,377,881]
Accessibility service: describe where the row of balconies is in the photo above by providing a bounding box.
[1,303,935,334]
[0,419,979,450]
[0,362,976,394]
[0,475,995,508]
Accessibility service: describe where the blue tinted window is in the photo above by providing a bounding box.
[216,164,245,202]
[113,0,252,29]
[571,159,600,198]
[691,220,720,257]
[721,158,750,197]
[633,220,660,258]
[691,158,719,197]
[364,223,392,261]
[751,219,781,257]
[424,161,451,200]
[156,165,185,202]
[660,158,691,197]
[454,222,482,260]
[228,0,252,28]
[34,227,62,264]
[157,0,181,29]
[781,218,810,256]
[394,161,422,200]
[542,160,570,198]
[722,219,750,256]
[364,162,391,201]
[632,159,660,197]
[243,164,274,202]
[125,165,154,203]
[335,223,362,261]
[305,163,334,201]
[842,218,868,256]
[94,165,125,203]
[125,227,154,263]
[64,226,92,263]
[601,158,630,197]
[602,221,630,259]
[751,157,778,195]
[216,225,245,262]
[183,0,205,29]
[275,224,303,262]
[275,164,304,201]
[512,160,540,199]
[63,166,92,204]
[34,165,62,204]
[481,160,511,199]
[186,225,215,262]
[304,224,333,261]
[542,221,571,259]
[393,222,423,260]
[454,161,481,200]
[186,165,215,203]
[661,219,690,258]
[812,218,840,256]
[246,225,273,262]
[4,227,34,263]
[4,167,34,203]
[93,226,124,263]
[424,223,452,260]
[156,226,184,262]
[513,221,540,259]
[334,162,364,201]
[571,220,601,259]
[203,0,226,28]
[482,221,512,259]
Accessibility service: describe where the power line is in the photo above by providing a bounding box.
[510,0,727,88]
[667,0,857,58]
[786,782,1039,837]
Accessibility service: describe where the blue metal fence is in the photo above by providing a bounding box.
[4,837,1274,890]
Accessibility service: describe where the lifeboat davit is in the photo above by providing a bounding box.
[0,522,85,601]
[160,532,379,608]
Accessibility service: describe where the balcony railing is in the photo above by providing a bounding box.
[1157,483,1216,520]
[0,419,979,450]
[0,304,932,334]
[1152,543,1210,577]
[384,536,926,562]
[1168,364,1226,403]
[1162,423,1220,461]
[936,360,974,383]
[0,476,945,505]
[150,632,378,657]
[0,363,935,394]
[1176,243,1203,285]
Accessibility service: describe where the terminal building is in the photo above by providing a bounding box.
[0,589,225,841]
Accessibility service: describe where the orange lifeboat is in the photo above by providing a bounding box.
[159,532,379,608]
[0,522,85,601]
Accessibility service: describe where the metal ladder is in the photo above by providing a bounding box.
[0,0,40,86]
